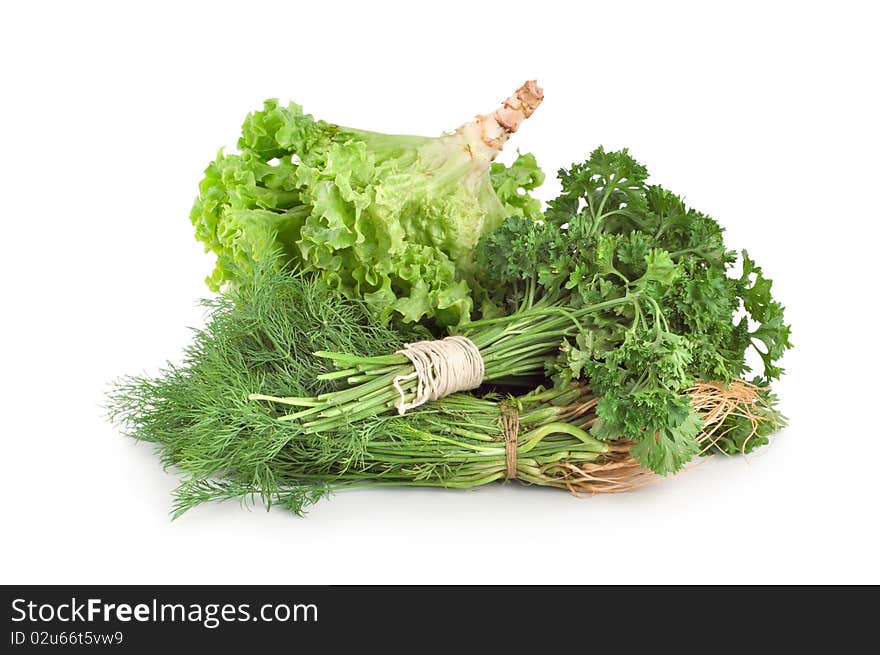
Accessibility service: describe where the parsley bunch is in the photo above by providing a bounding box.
[476,147,791,473]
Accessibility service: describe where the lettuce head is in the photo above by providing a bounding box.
[190,83,545,328]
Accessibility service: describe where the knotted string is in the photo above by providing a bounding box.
[392,336,485,415]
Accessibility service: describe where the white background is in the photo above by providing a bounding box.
[2,1,878,584]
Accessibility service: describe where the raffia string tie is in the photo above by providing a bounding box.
[392,336,485,415]
[499,402,519,481]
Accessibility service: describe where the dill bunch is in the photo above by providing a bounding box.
[108,265,614,516]
[108,264,419,515]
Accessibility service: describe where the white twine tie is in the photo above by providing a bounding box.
[392,336,485,414]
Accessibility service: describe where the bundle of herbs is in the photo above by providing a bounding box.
[109,265,782,516]
[110,82,790,515]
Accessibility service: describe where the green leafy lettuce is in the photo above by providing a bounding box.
[191,99,543,327]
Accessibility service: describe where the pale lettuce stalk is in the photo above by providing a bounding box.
[191,82,545,327]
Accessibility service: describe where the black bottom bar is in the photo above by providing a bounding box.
[2,585,873,650]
